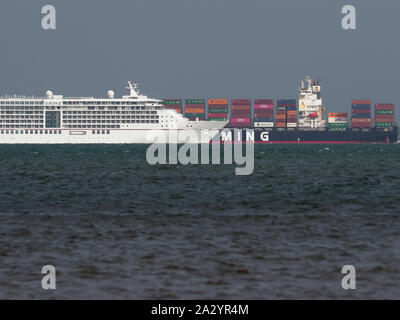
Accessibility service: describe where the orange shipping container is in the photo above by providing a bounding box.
[185,107,205,113]
[352,118,371,122]
[329,113,348,118]
[208,99,228,105]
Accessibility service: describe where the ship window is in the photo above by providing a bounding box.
[0,130,3,134]
[97,130,100,134]
[6,130,9,134]
[107,130,110,134]
[92,130,95,134]
[49,130,52,134]
[40,130,43,134]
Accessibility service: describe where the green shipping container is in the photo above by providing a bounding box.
[328,123,347,127]
[185,113,205,117]
[375,110,394,114]
[328,123,347,130]
[163,100,181,105]
[328,128,347,131]
[207,108,228,113]
[207,118,228,121]
[185,99,205,104]
[375,122,394,127]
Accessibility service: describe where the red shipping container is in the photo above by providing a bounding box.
[352,109,371,114]
[352,100,371,105]
[232,99,251,105]
[375,104,394,110]
[254,105,274,110]
[186,103,204,107]
[375,116,395,121]
[232,110,251,114]
[255,109,274,114]
[209,105,228,109]
[255,113,274,118]
[231,118,251,124]
[208,113,228,118]
[231,105,251,111]
[255,99,274,104]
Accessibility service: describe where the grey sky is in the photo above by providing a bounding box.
[0,0,399,114]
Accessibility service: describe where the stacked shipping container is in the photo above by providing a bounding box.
[185,99,205,120]
[328,113,348,131]
[375,104,395,128]
[207,99,228,121]
[231,99,251,128]
[254,99,274,128]
[276,99,297,128]
[276,100,286,128]
[162,99,182,114]
[352,100,371,128]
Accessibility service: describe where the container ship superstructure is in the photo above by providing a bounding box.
[0,77,397,144]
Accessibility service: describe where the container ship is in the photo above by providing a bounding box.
[0,77,397,144]
[219,76,398,143]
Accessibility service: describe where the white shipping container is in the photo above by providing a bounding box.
[328,117,347,123]
[286,122,297,127]
[254,122,274,128]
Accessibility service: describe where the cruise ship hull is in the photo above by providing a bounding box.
[0,128,220,144]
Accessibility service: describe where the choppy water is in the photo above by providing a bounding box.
[1,144,400,299]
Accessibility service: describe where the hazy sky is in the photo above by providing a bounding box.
[0,0,399,115]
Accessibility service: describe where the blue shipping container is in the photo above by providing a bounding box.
[254,117,274,122]
[352,104,371,109]
[277,99,296,105]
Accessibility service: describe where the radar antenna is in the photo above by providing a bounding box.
[126,81,140,98]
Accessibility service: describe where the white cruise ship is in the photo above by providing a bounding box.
[0,81,228,144]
